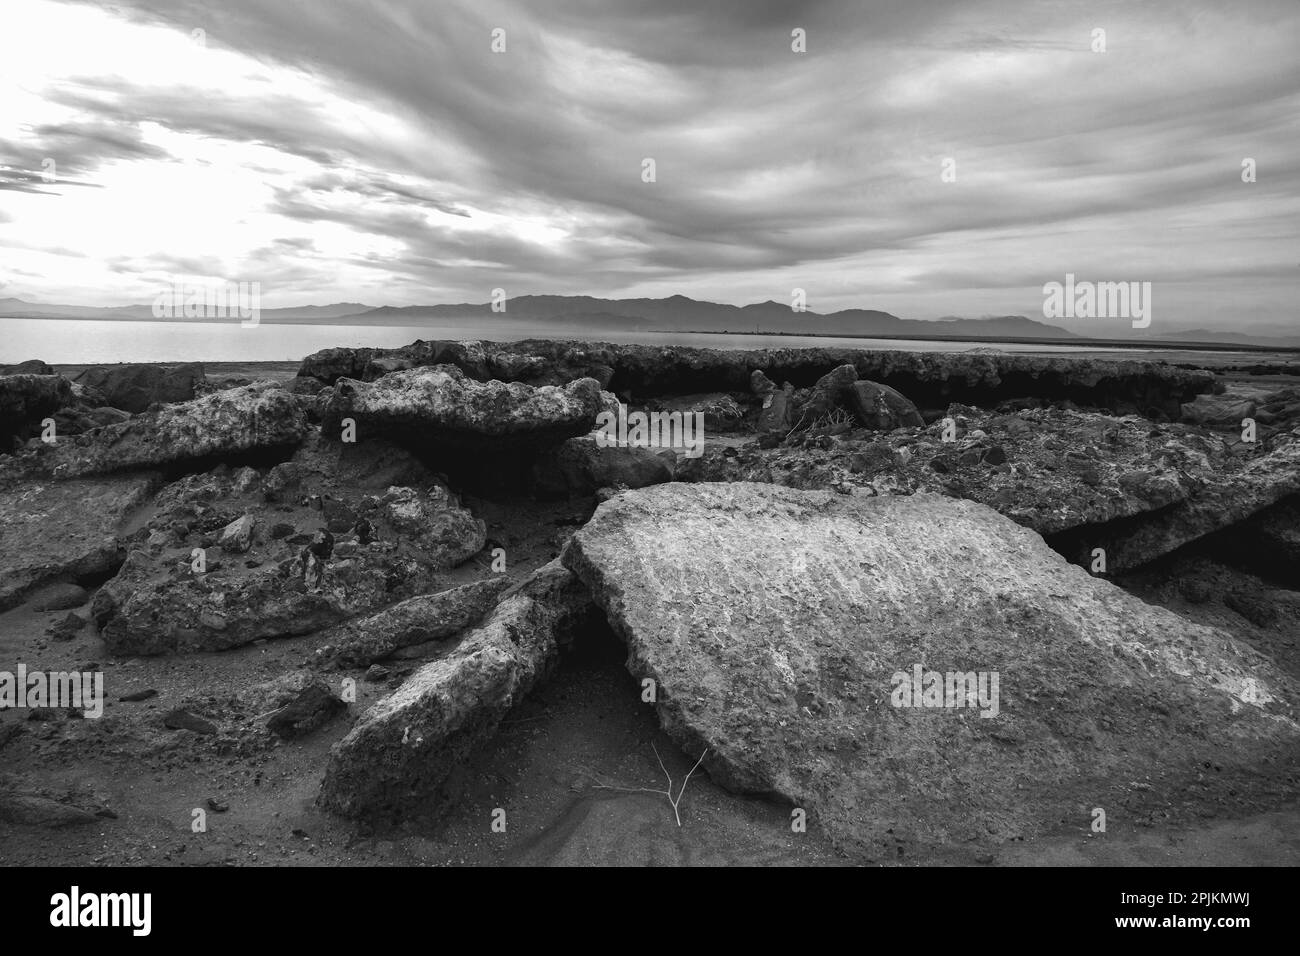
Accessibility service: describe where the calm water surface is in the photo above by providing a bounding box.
[0,317,1254,364]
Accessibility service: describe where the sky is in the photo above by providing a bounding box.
[0,0,1297,333]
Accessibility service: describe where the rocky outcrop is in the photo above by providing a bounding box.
[73,363,205,414]
[322,577,511,665]
[680,405,1233,537]
[299,340,1215,419]
[0,472,160,611]
[317,559,592,819]
[563,482,1298,860]
[0,373,72,448]
[1054,434,1300,572]
[319,365,604,449]
[15,382,310,479]
[91,440,486,654]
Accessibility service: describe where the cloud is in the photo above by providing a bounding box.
[0,0,1295,329]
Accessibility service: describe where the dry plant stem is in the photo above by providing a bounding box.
[588,741,710,827]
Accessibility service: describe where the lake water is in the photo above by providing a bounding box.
[0,316,1241,364]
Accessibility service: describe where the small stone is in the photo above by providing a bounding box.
[162,709,218,735]
[218,514,256,554]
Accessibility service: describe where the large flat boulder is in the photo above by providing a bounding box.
[563,483,1298,860]
[317,559,592,819]
[0,472,159,611]
[320,365,603,449]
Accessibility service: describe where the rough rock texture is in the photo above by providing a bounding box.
[299,340,1215,419]
[1181,393,1256,430]
[320,365,604,448]
[241,673,347,738]
[679,406,1300,567]
[756,383,794,436]
[848,380,925,430]
[322,577,511,665]
[530,435,675,498]
[0,472,159,611]
[73,362,205,414]
[12,382,310,479]
[0,373,72,448]
[647,393,747,432]
[563,483,1298,859]
[1056,435,1300,572]
[92,438,486,654]
[317,559,592,819]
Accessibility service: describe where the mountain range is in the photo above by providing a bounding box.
[1,295,1296,348]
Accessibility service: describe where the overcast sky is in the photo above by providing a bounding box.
[1,0,1296,331]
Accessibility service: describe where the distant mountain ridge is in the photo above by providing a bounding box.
[1,294,1294,347]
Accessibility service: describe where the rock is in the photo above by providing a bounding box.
[1225,590,1279,628]
[302,340,1215,419]
[0,373,72,448]
[263,679,346,738]
[680,405,1300,571]
[1229,496,1300,586]
[847,381,925,430]
[794,364,858,424]
[119,688,158,702]
[531,435,674,498]
[31,582,89,611]
[320,365,604,449]
[317,559,592,819]
[0,472,160,611]
[756,383,794,437]
[562,482,1297,860]
[73,362,205,413]
[750,369,777,396]
[324,578,511,665]
[1057,437,1300,572]
[1179,578,1214,604]
[47,611,87,640]
[981,444,1007,466]
[94,442,484,654]
[162,709,218,735]
[648,393,747,432]
[0,792,98,827]
[18,382,310,479]
[218,514,256,554]
[364,664,390,682]
[1181,394,1257,430]
[0,359,55,375]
